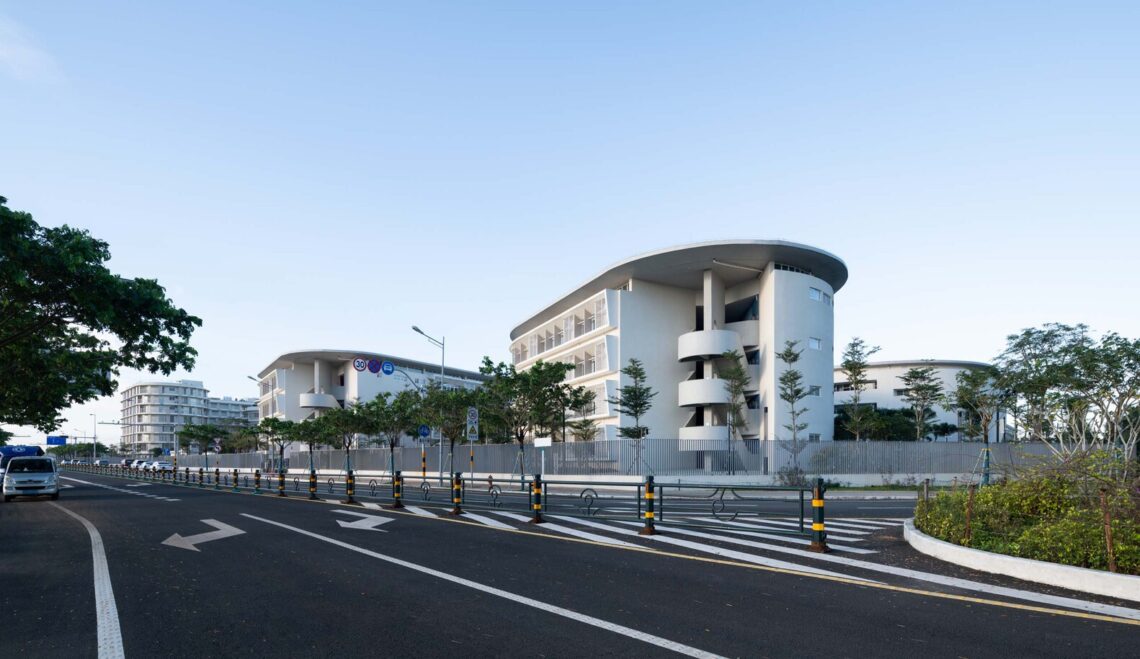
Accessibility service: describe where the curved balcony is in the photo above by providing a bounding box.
[678,379,732,407]
[678,330,743,362]
[299,393,340,410]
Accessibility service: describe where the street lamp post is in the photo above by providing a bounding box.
[412,325,445,485]
[90,414,97,462]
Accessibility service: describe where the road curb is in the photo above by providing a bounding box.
[903,518,1140,603]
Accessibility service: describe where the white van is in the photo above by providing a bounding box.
[2,456,60,502]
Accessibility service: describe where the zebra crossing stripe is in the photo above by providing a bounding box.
[546,515,879,582]
[681,519,877,554]
[402,506,438,518]
[460,512,514,530]
[711,518,867,541]
[488,511,641,547]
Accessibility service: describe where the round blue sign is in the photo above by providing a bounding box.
[418,424,431,438]
[381,361,395,376]
[367,359,382,374]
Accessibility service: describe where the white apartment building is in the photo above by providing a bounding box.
[833,360,1010,441]
[254,349,486,425]
[509,240,847,449]
[119,380,257,455]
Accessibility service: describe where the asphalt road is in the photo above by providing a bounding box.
[2,470,1137,658]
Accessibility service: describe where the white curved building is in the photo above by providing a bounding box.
[509,240,847,446]
[833,360,1010,441]
[254,349,486,423]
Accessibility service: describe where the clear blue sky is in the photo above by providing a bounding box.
[3,2,1138,444]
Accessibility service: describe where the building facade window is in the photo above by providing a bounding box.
[809,337,821,350]
[808,287,822,301]
[808,385,821,396]
[808,433,821,442]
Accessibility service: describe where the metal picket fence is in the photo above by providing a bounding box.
[175,439,1057,479]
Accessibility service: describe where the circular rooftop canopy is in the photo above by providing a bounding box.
[511,240,847,340]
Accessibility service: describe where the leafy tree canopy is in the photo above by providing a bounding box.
[0,197,201,431]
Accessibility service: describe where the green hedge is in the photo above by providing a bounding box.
[913,463,1140,576]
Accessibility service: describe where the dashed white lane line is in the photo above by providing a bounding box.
[61,477,180,502]
[490,511,641,548]
[459,511,514,530]
[402,505,438,518]
[50,503,125,659]
[546,515,876,582]
[241,513,726,659]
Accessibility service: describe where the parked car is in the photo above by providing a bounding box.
[130,460,146,469]
[2,456,60,501]
[151,461,173,472]
[94,459,109,467]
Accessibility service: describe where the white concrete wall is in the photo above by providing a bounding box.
[617,279,695,439]
[769,269,835,442]
[834,362,1004,441]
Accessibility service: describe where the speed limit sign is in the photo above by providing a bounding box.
[353,357,367,372]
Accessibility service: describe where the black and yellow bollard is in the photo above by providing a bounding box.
[345,469,356,505]
[808,477,830,553]
[388,470,404,509]
[420,447,426,480]
[214,467,221,490]
[254,469,261,495]
[277,469,286,497]
[232,468,240,493]
[529,474,545,524]
[450,472,463,515]
[198,467,204,488]
[308,469,318,500]
[184,467,190,485]
[640,475,657,536]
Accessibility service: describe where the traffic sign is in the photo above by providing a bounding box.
[353,358,367,372]
[534,437,553,448]
[46,435,68,446]
[466,407,479,442]
[381,361,395,376]
[367,359,382,374]
[418,424,431,438]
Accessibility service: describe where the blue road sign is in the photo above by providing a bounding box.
[418,424,431,438]
[367,359,382,374]
[381,361,395,376]
[46,435,67,446]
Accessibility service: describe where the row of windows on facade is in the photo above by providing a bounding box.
[512,297,608,365]
[832,381,933,399]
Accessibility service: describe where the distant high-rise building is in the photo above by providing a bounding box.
[120,379,257,455]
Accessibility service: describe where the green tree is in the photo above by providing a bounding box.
[0,428,12,446]
[567,388,598,442]
[320,402,371,472]
[839,337,881,441]
[150,447,164,458]
[995,323,1089,442]
[608,358,657,439]
[946,366,1004,445]
[421,383,478,474]
[47,441,111,458]
[0,197,201,431]
[258,417,296,473]
[363,390,422,472]
[776,341,809,443]
[900,366,945,441]
[720,350,750,440]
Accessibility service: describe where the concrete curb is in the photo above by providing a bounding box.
[903,518,1140,603]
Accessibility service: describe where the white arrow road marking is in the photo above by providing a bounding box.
[60,484,75,489]
[161,519,245,552]
[332,510,395,532]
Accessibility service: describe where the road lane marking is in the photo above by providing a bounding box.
[704,518,867,541]
[161,520,246,552]
[612,523,1140,621]
[682,519,877,555]
[459,511,514,529]
[332,510,394,532]
[240,513,726,659]
[61,476,180,502]
[488,511,641,548]
[403,505,438,518]
[49,503,125,659]
[546,515,877,581]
